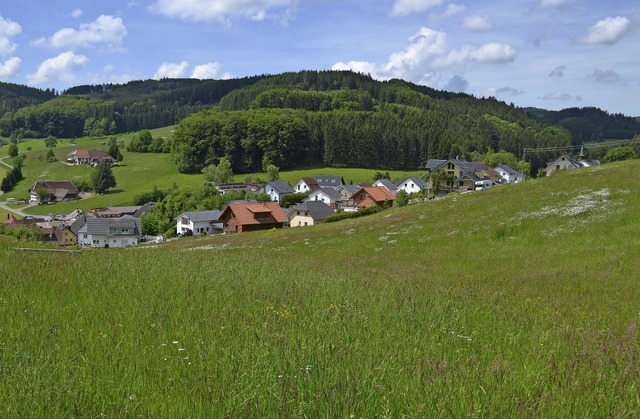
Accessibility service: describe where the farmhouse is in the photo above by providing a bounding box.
[67,149,116,166]
[218,201,288,233]
[544,153,600,176]
[29,181,79,203]
[495,165,525,184]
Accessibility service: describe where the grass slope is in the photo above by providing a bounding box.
[1,161,639,416]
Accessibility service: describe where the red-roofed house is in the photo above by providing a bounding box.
[350,186,396,209]
[218,201,288,234]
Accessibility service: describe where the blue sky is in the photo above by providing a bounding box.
[1,0,638,115]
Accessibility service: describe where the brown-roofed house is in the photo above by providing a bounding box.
[29,181,79,203]
[350,186,396,209]
[218,201,288,233]
[67,149,116,166]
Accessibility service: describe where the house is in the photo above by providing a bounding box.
[396,176,428,195]
[29,181,79,203]
[5,213,47,228]
[307,187,342,208]
[75,214,143,248]
[289,201,335,227]
[314,175,345,190]
[372,178,397,193]
[67,149,116,166]
[494,165,524,184]
[38,222,77,246]
[218,201,288,234]
[259,181,296,203]
[424,159,494,193]
[338,184,360,201]
[544,150,600,176]
[293,177,320,193]
[176,210,222,236]
[350,186,396,209]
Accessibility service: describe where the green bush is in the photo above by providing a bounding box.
[325,205,382,223]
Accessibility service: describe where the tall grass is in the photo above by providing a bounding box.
[1,161,639,416]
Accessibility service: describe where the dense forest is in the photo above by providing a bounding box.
[1,71,639,175]
[525,107,640,142]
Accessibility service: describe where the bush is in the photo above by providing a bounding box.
[325,205,382,223]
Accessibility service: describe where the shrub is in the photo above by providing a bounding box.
[325,205,382,223]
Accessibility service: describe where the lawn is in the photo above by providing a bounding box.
[0,160,639,416]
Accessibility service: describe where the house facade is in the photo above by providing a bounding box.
[396,176,428,195]
[293,177,320,193]
[175,210,222,236]
[307,187,342,208]
[314,175,345,190]
[218,201,288,234]
[544,154,600,176]
[494,165,524,184]
[424,159,495,193]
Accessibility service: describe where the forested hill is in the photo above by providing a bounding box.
[525,107,640,142]
[171,71,571,175]
[0,76,267,138]
[0,82,56,114]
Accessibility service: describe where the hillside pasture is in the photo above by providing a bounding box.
[0,161,639,416]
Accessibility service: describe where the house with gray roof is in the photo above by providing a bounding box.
[259,181,296,203]
[76,214,142,248]
[307,187,343,208]
[176,210,222,236]
[372,178,397,192]
[494,165,524,184]
[396,176,428,195]
[289,201,335,227]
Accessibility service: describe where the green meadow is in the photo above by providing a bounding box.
[1,160,639,416]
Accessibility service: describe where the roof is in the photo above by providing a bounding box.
[373,178,396,191]
[68,149,115,162]
[30,181,79,195]
[81,214,142,236]
[351,186,396,202]
[265,181,295,195]
[310,187,342,199]
[340,184,360,194]
[314,175,345,187]
[494,164,519,175]
[176,210,222,222]
[292,201,335,220]
[219,201,288,225]
[298,177,320,191]
[401,176,427,188]
[425,159,447,171]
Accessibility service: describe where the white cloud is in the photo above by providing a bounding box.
[580,16,630,45]
[71,9,83,18]
[470,43,517,64]
[384,27,449,78]
[0,56,20,79]
[27,51,89,85]
[191,62,222,79]
[548,65,566,77]
[542,91,575,101]
[31,15,127,50]
[463,16,491,32]
[0,15,21,56]
[332,60,380,78]
[591,69,620,83]
[431,4,466,20]
[539,0,570,8]
[153,60,189,79]
[150,0,295,23]
[391,0,443,17]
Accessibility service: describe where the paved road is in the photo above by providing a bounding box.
[0,155,37,217]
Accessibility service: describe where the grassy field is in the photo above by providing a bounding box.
[0,130,423,216]
[1,160,639,416]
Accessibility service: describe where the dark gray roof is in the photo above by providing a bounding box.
[292,201,335,220]
[176,210,222,222]
[374,178,396,191]
[425,159,447,171]
[82,214,142,236]
[495,165,519,175]
[340,184,360,194]
[314,175,345,187]
[402,176,427,188]
[313,187,342,199]
[266,181,295,194]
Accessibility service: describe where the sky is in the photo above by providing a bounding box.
[0,0,638,116]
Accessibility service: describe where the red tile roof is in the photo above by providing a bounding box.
[351,186,396,202]
[220,201,288,225]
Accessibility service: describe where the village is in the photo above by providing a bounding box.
[2,147,600,248]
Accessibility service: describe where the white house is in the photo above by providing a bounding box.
[494,165,524,184]
[307,187,342,208]
[314,175,345,190]
[396,176,428,195]
[259,181,296,203]
[176,210,222,236]
[292,177,320,193]
[372,178,397,193]
[75,214,142,248]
